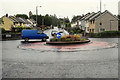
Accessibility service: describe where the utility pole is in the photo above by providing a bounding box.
[36,6,42,28]
[99,0,102,33]
[100,0,102,12]
[42,17,44,26]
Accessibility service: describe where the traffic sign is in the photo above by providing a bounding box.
[56,32,61,39]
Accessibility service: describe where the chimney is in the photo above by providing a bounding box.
[6,14,8,17]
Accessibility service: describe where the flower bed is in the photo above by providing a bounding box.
[46,35,90,45]
[50,35,89,42]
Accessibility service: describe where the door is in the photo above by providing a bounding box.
[36,30,43,39]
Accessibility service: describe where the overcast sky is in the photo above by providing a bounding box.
[0,0,119,20]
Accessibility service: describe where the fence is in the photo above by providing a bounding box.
[2,33,21,41]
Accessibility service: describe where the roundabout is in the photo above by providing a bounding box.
[19,40,117,52]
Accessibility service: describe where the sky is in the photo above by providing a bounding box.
[0,0,119,20]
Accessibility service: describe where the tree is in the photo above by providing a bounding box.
[44,14,52,26]
[71,15,82,23]
[16,14,28,19]
[1,28,6,33]
[30,14,71,28]
[51,15,60,26]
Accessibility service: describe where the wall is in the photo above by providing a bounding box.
[2,16,14,31]
[89,20,95,33]
[95,12,118,33]
[85,20,90,33]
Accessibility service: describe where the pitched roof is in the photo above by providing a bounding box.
[95,10,119,20]
[85,12,96,20]
[80,13,91,20]
[8,17,16,22]
[9,16,25,23]
[29,19,36,23]
[89,11,101,20]
[19,18,31,24]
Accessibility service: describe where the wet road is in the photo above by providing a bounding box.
[2,38,119,78]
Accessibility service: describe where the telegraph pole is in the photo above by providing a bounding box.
[99,0,102,33]
[36,6,42,28]
[100,0,102,12]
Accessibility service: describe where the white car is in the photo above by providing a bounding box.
[51,30,58,36]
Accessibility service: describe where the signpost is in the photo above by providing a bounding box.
[56,32,61,39]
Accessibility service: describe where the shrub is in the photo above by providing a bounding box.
[96,31,120,37]
[16,26,23,32]
[50,34,88,42]
[60,36,66,41]
[89,32,96,37]
[0,28,6,33]
[50,38,59,42]
[80,38,86,41]
[75,35,81,41]
[66,38,71,42]
[44,27,47,30]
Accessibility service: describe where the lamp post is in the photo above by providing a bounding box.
[36,6,42,28]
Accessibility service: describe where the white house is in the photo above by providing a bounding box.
[80,13,90,31]
[19,18,32,27]
[84,12,96,33]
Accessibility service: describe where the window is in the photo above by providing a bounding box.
[14,22,15,25]
[85,27,86,31]
[37,30,43,34]
[87,27,89,31]
[90,21,92,24]
[93,20,95,24]
[99,22,102,26]
[20,22,22,26]
[90,29,91,32]
[92,29,94,32]
[100,28,105,32]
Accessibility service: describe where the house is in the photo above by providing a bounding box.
[71,21,78,28]
[89,11,101,33]
[89,10,118,33]
[0,14,33,31]
[0,15,18,31]
[71,17,81,28]
[80,13,91,31]
[19,18,32,27]
[27,19,36,27]
[84,12,96,33]
[9,16,26,27]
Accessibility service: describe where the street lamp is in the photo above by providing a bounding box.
[36,6,42,28]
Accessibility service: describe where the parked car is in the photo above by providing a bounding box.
[21,30,49,41]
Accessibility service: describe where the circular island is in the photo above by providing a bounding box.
[46,35,90,45]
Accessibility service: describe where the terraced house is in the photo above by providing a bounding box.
[76,10,118,33]
[84,12,96,33]
[0,14,34,31]
[89,10,118,33]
